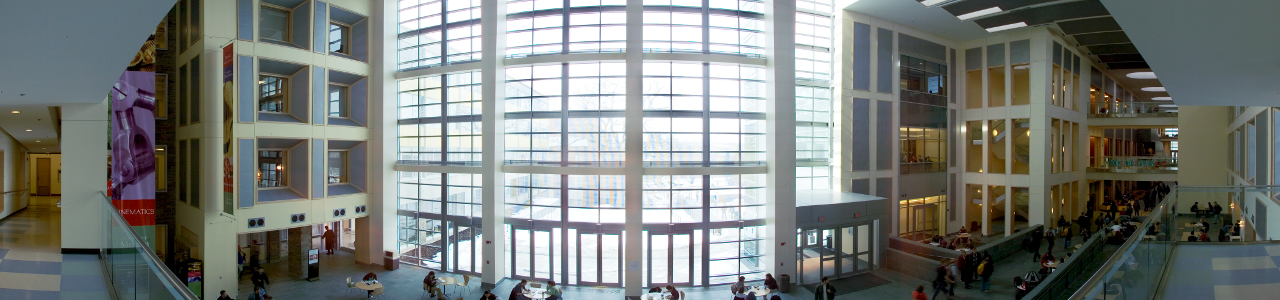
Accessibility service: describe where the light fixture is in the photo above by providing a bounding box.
[959,7,1002,20]
[1014,65,1030,70]
[921,0,948,6]
[9,111,18,114]
[1125,72,1157,79]
[24,129,31,132]
[985,22,1027,32]
[1158,104,1177,107]
[1141,87,1166,92]
[35,140,39,142]
[1152,97,1172,101]
[277,165,283,170]
[259,80,265,84]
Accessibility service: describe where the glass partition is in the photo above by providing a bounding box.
[1088,101,1178,116]
[99,192,201,300]
[1087,156,1179,172]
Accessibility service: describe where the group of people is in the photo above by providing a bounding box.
[508,279,561,300]
[928,251,995,300]
[724,274,780,300]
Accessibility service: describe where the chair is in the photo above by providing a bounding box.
[424,282,434,298]
[346,277,357,296]
[454,275,471,299]
[370,287,384,299]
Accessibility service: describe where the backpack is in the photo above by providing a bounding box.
[977,261,987,275]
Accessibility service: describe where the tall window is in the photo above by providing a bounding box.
[642,175,703,224]
[260,75,288,113]
[258,150,287,188]
[642,63,765,166]
[260,5,291,42]
[328,151,348,183]
[506,0,627,57]
[329,84,348,117]
[397,172,485,273]
[398,72,484,165]
[505,63,627,166]
[397,0,483,70]
[641,1,765,56]
[899,127,947,174]
[899,55,948,106]
[329,23,351,54]
[708,225,764,284]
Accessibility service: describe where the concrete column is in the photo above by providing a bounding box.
[61,99,109,251]
[1027,31,1052,229]
[765,0,798,285]
[367,0,397,267]
[623,0,643,297]
[480,0,509,287]
[267,230,282,262]
[288,226,313,278]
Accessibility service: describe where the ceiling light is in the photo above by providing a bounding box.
[985,22,1027,32]
[959,7,1002,20]
[921,0,948,6]
[1014,65,1030,70]
[35,140,39,142]
[1126,72,1157,79]
[9,111,18,114]
[1152,97,1172,100]
[25,129,31,132]
[1158,104,1177,107]
[1141,87,1166,92]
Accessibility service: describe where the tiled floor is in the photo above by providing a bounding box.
[1162,244,1280,300]
[0,196,110,300]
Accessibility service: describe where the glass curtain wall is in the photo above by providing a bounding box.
[396,0,786,287]
[795,0,832,191]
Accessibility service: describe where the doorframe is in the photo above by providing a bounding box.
[646,229,695,287]
[574,228,623,287]
[798,220,880,284]
[508,224,559,282]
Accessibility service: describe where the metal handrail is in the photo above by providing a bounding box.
[1065,190,1175,300]
[98,191,200,300]
[0,189,27,194]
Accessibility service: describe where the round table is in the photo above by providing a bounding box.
[355,281,383,291]
[747,286,772,297]
[524,287,550,299]
[642,293,670,300]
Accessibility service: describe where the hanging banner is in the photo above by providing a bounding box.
[110,33,158,237]
[223,43,235,215]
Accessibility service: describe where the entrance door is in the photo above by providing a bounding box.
[648,232,693,287]
[511,226,559,281]
[855,223,876,273]
[36,158,50,196]
[577,230,621,287]
[908,203,938,238]
[819,229,837,279]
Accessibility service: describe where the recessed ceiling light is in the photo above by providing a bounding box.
[35,140,39,142]
[1152,97,1172,100]
[921,0,948,6]
[1125,72,1157,79]
[1158,104,1177,107]
[959,7,1002,20]
[9,111,18,114]
[1141,87,1166,92]
[985,22,1027,32]
[25,129,31,132]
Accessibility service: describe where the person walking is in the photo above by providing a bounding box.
[322,226,338,255]
[217,290,234,300]
[814,276,836,300]
[1062,225,1072,249]
[250,268,269,294]
[932,261,950,300]
[1045,226,1056,254]
[948,259,961,298]
[1030,228,1043,262]
[979,256,994,293]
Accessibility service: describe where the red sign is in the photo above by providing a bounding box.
[113,199,156,226]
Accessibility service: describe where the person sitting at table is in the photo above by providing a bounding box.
[424,271,440,297]
[665,285,680,300]
[730,276,746,296]
[510,279,529,300]
[1198,229,1210,242]
[764,273,779,291]
[959,226,968,234]
[363,272,378,282]
[649,287,662,293]
[480,290,500,300]
[1191,202,1200,217]
[1040,253,1057,274]
[546,281,562,300]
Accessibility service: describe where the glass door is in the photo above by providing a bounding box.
[838,226,856,276]
[578,230,622,287]
[799,229,822,284]
[819,229,837,279]
[511,226,559,281]
[855,223,875,273]
[648,232,694,287]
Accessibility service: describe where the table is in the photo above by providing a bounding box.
[355,281,383,291]
[929,242,940,247]
[746,286,771,296]
[524,287,550,299]
[641,292,671,300]
[1231,236,1242,241]
[957,233,971,238]
[437,277,456,296]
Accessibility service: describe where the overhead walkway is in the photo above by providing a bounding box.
[1086,156,1178,182]
[1087,101,1179,127]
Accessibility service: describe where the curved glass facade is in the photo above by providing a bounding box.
[394,0,830,288]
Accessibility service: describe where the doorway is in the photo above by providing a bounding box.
[798,221,878,285]
[648,231,693,287]
[36,158,50,196]
[510,226,561,282]
[575,229,621,287]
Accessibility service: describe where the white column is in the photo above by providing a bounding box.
[480,0,509,286]
[765,0,798,285]
[623,0,644,297]
[365,0,398,266]
[60,99,109,250]
[1027,32,1052,229]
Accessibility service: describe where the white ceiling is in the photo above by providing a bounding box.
[1102,0,1280,107]
[0,0,175,153]
[839,0,999,42]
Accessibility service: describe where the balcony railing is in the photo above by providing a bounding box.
[1088,156,1177,173]
[1087,101,1177,117]
[98,191,200,300]
[900,161,947,175]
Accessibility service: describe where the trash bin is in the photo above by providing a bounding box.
[384,251,399,271]
[779,274,790,293]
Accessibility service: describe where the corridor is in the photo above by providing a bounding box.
[0,196,109,300]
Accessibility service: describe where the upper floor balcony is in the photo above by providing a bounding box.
[1088,101,1177,118]
[1087,156,1178,174]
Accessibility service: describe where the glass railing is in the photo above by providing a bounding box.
[1087,101,1177,116]
[98,191,200,300]
[900,161,947,175]
[1088,156,1178,172]
[1067,186,1189,300]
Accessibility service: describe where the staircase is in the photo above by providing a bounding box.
[989,120,1033,165]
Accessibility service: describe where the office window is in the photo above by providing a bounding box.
[328,151,348,184]
[258,150,287,188]
[260,75,288,113]
[329,84,349,117]
[260,5,291,42]
[329,23,351,54]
